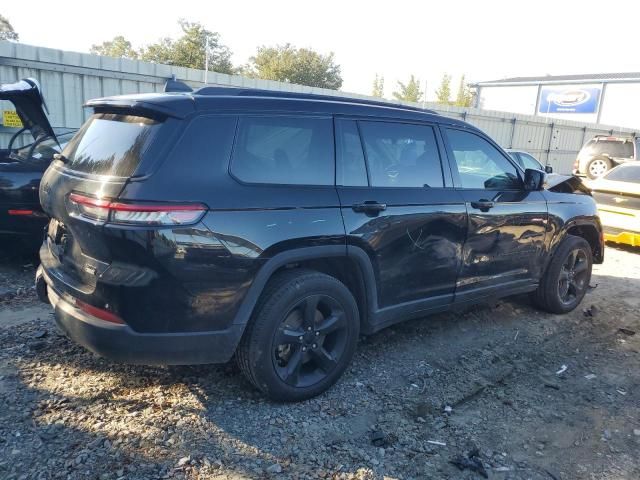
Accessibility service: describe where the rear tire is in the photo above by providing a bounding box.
[236,269,359,402]
[586,156,611,179]
[532,235,593,314]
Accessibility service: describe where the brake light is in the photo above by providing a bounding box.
[8,209,47,218]
[68,193,207,226]
[8,209,34,216]
[75,299,125,325]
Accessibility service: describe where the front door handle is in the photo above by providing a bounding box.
[470,199,495,212]
[352,201,387,216]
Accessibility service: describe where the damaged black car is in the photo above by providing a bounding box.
[0,78,75,245]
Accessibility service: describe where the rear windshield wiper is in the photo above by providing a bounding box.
[53,153,69,163]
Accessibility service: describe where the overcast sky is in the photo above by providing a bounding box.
[4,0,639,99]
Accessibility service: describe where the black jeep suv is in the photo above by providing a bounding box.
[37,87,604,401]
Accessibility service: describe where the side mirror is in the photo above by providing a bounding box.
[545,165,554,174]
[524,168,545,191]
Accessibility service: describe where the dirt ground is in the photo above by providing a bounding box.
[1,242,639,480]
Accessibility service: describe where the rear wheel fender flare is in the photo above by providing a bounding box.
[233,245,378,328]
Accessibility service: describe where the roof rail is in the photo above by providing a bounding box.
[594,134,631,140]
[164,75,193,93]
[193,86,437,114]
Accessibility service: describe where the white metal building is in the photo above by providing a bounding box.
[475,73,640,130]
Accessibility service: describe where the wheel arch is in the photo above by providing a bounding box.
[233,245,378,332]
[549,219,604,265]
[566,223,604,264]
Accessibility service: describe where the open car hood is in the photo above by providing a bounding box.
[545,173,591,194]
[0,78,57,143]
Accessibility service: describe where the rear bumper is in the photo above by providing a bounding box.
[603,227,640,247]
[44,274,244,365]
[598,206,640,247]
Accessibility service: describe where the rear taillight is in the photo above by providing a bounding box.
[8,209,47,217]
[68,193,207,226]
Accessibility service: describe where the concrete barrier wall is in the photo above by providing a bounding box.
[1,41,636,174]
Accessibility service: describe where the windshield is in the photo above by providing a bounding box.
[62,113,161,177]
[603,164,640,184]
[12,132,74,162]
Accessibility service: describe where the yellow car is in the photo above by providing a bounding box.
[591,163,640,246]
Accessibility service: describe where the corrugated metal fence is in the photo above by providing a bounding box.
[1,41,636,174]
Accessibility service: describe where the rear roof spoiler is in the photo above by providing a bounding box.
[84,97,193,119]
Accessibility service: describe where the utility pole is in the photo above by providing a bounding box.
[204,36,209,84]
[422,79,427,109]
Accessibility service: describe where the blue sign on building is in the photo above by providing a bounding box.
[538,86,601,114]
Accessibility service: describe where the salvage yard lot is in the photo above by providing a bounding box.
[1,245,639,480]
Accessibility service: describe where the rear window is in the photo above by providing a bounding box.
[231,116,334,185]
[580,139,634,159]
[603,165,640,183]
[62,113,161,177]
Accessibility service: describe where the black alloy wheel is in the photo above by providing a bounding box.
[237,269,359,401]
[272,294,348,388]
[557,248,590,306]
[532,235,593,314]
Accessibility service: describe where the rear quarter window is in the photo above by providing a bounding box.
[62,113,162,177]
[230,116,334,186]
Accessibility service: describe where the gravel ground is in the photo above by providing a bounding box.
[1,245,639,480]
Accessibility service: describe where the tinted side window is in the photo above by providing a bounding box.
[519,152,542,170]
[359,121,444,188]
[508,151,523,168]
[446,129,521,189]
[231,116,334,185]
[336,120,368,186]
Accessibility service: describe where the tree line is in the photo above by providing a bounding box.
[88,20,343,90]
[373,73,473,107]
[1,13,473,103]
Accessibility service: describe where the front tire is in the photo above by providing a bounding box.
[532,235,593,314]
[236,269,360,401]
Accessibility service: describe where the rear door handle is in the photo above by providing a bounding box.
[470,200,495,211]
[352,201,387,215]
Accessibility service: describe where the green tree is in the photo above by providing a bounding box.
[392,75,423,103]
[0,14,18,41]
[140,19,233,74]
[372,74,384,98]
[245,43,342,90]
[435,73,452,104]
[454,75,473,107]
[90,36,138,59]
